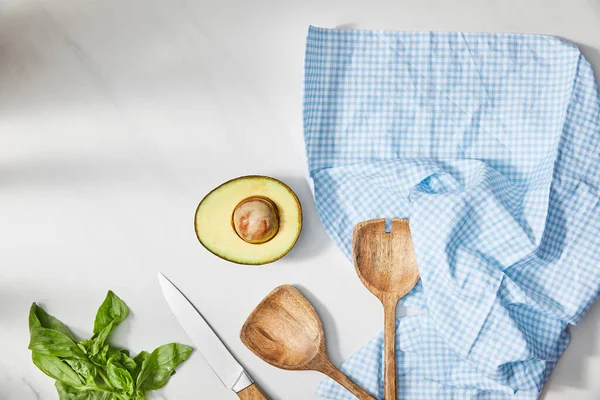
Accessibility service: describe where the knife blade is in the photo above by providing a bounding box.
[157,273,253,393]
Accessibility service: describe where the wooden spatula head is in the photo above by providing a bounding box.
[241,285,378,400]
[353,218,420,301]
[240,285,324,370]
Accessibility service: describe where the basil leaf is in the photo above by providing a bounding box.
[135,343,192,390]
[29,327,86,360]
[32,352,83,387]
[79,340,113,368]
[77,339,91,356]
[134,391,148,400]
[132,351,149,382]
[29,303,77,341]
[30,291,191,400]
[90,323,114,356]
[56,382,115,400]
[96,344,110,364]
[64,359,97,384]
[108,347,136,374]
[121,354,136,374]
[133,351,149,365]
[106,361,134,395]
[93,291,128,336]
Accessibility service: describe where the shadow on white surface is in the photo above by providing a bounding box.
[334,23,359,30]
[295,284,344,367]
[278,176,332,262]
[538,40,600,400]
[0,155,146,187]
[542,298,600,398]
[575,42,600,83]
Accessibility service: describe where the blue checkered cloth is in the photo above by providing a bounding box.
[303,26,600,399]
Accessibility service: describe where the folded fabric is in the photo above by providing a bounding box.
[303,26,600,399]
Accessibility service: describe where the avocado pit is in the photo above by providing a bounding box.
[232,196,280,244]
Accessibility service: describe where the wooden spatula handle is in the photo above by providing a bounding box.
[383,296,398,400]
[237,383,268,400]
[320,358,376,400]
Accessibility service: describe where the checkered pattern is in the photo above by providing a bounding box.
[303,26,600,399]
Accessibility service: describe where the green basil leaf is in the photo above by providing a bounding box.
[135,343,192,390]
[64,359,97,384]
[133,351,149,365]
[97,344,110,364]
[121,355,136,374]
[85,345,110,367]
[56,382,76,400]
[134,391,148,400]
[77,339,91,356]
[93,291,128,336]
[106,360,134,395]
[106,346,122,360]
[31,292,191,400]
[90,334,106,356]
[90,320,117,355]
[106,344,124,360]
[107,347,136,374]
[56,382,72,400]
[29,327,86,360]
[132,351,149,382]
[56,382,116,400]
[32,352,83,388]
[29,303,77,341]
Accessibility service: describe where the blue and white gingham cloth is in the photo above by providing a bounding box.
[303,26,600,399]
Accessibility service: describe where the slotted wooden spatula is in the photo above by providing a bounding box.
[353,219,420,400]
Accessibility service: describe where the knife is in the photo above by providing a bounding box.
[158,273,268,399]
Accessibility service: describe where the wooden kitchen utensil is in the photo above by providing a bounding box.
[353,219,420,400]
[240,285,376,400]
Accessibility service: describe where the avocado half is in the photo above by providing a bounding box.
[194,176,303,265]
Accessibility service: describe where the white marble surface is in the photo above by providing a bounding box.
[3,0,600,399]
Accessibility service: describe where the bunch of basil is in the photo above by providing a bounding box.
[28,291,192,400]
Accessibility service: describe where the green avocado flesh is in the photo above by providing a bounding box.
[194,176,302,265]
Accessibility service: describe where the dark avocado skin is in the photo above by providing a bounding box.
[194,175,303,265]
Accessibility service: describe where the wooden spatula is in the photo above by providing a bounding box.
[240,285,376,400]
[353,219,420,400]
